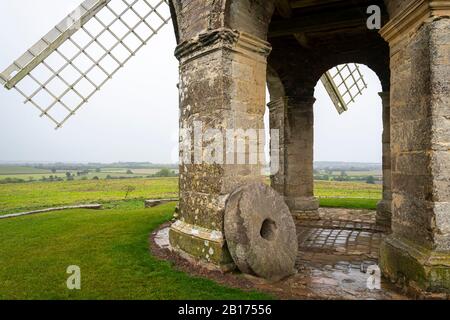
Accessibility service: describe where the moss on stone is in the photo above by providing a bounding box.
[381,237,450,294]
[169,227,234,269]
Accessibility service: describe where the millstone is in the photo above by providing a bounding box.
[224,183,298,281]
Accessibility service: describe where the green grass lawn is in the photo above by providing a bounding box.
[319,198,379,210]
[0,202,270,300]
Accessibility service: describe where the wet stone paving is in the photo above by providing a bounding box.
[251,208,407,299]
[155,208,408,299]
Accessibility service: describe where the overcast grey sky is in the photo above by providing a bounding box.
[0,1,383,164]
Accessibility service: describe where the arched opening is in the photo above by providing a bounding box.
[313,64,385,212]
[266,62,391,222]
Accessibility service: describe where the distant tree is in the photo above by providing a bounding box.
[66,172,74,181]
[126,169,134,175]
[123,185,136,199]
[51,168,57,173]
[106,175,113,180]
[154,168,176,177]
[366,176,376,184]
[92,176,99,180]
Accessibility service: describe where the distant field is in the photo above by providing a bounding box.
[0,166,50,175]
[0,177,381,215]
[1,172,154,180]
[0,166,177,182]
[0,178,178,215]
[315,180,381,199]
[101,168,170,175]
[327,170,382,177]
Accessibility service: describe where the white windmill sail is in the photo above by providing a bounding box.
[0,0,171,129]
[0,0,365,129]
[321,63,368,114]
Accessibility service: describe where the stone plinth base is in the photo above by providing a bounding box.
[285,196,319,211]
[380,236,450,296]
[169,220,235,272]
[376,199,392,229]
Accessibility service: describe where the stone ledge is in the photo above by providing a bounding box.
[0,204,102,220]
[144,198,179,208]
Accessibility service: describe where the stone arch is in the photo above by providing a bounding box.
[312,62,392,227]
[266,25,390,216]
[312,59,390,94]
[225,0,276,40]
[168,0,180,43]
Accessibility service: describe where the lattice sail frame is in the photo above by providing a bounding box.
[0,0,171,129]
[320,63,368,114]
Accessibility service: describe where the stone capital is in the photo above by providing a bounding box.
[378,91,391,107]
[267,97,286,114]
[380,0,450,54]
[285,96,316,114]
[175,28,272,62]
[268,95,316,114]
[378,91,390,100]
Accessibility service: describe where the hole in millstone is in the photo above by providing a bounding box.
[260,219,277,241]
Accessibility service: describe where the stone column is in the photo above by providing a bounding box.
[268,97,286,196]
[269,95,319,217]
[285,96,319,217]
[379,2,450,294]
[169,29,271,270]
[376,91,392,228]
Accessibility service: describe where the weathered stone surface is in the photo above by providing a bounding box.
[168,0,450,296]
[224,183,298,281]
[379,4,450,294]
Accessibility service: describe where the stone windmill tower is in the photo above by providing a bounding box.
[2,0,449,295]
